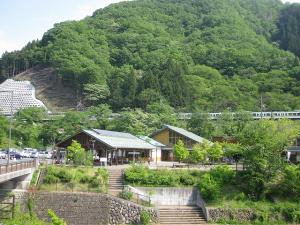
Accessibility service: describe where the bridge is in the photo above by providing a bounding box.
[178,111,300,120]
[0,159,36,189]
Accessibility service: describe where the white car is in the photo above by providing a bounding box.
[39,151,52,159]
[0,151,6,159]
[30,152,39,158]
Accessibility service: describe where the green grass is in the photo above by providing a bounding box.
[39,165,108,193]
[30,169,39,187]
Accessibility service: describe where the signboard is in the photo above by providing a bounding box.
[100,157,107,162]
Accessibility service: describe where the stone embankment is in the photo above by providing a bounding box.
[34,192,158,225]
[207,208,255,222]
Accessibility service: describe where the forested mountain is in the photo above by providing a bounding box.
[1,0,300,112]
[273,3,300,58]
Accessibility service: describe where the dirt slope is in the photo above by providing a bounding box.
[14,67,78,112]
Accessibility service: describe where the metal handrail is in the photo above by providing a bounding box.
[123,185,152,206]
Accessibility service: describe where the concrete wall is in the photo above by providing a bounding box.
[0,168,35,190]
[137,187,198,206]
[132,186,208,221]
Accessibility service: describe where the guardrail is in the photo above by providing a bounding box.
[0,159,36,175]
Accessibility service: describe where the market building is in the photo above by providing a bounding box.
[57,129,156,165]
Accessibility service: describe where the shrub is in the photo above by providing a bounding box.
[56,169,72,183]
[234,192,247,201]
[210,165,234,185]
[79,174,91,184]
[274,203,300,223]
[48,209,67,225]
[89,176,101,188]
[180,174,195,186]
[198,173,220,202]
[118,190,133,200]
[43,174,59,184]
[140,210,151,225]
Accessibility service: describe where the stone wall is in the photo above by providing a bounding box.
[35,192,109,225]
[207,208,255,222]
[109,196,158,225]
[34,192,159,225]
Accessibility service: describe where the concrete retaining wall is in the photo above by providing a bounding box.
[137,187,198,206]
[132,187,208,221]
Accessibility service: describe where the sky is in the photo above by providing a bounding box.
[0,0,299,56]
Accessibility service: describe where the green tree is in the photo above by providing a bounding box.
[207,143,223,163]
[238,119,299,200]
[67,140,92,166]
[87,104,112,129]
[190,143,208,164]
[0,116,8,147]
[83,83,110,106]
[173,140,189,163]
[187,113,215,139]
[13,107,47,148]
[223,143,243,172]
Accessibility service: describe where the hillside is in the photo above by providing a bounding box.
[1,0,300,112]
[14,67,78,111]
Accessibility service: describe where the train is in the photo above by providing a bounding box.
[178,111,300,120]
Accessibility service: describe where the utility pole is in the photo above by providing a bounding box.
[260,93,263,119]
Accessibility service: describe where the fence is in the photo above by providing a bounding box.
[0,194,15,219]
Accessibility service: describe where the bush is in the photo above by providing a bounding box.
[180,174,195,186]
[118,190,133,200]
[48,209,67,225]
[210,165,234,185]
[124,164,201,187]
[279,165,300,198]
[89,176,101,188]
[140,210,151,225]
[79,174,91,184]
[56,169,72,183]
[198,173,220,202]
[274,203,300,223]
[43,174,59,184]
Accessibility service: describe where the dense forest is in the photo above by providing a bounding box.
[1,0,300,112]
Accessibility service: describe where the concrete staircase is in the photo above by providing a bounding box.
[158,205,206,224]
[108,169,124,194]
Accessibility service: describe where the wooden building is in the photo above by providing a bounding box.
[150,125,211,161]
[57,129,155,165]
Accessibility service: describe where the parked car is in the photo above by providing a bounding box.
[8,151,22,160]
[30,152,39,158]
[0,151,6,159]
